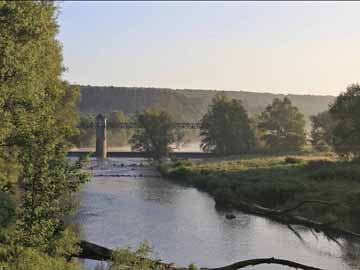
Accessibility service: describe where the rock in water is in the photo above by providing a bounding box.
[225,214,236,220]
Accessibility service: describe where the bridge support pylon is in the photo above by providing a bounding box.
[96,114,107,159]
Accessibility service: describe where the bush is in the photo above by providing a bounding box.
[189,263,198,270]
[107,241,155,270]
[308,161,360,181]
[345,191,360,215]
[0,192,16,227]
[0,245,79,270]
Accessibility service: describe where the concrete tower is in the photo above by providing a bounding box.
[95,114,107,159]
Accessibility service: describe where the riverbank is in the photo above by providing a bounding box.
[159,153,360,236]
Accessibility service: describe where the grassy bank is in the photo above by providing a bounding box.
[159,153,360,234]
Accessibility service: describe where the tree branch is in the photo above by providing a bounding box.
[75,241,325,270]
[280,200,340,215]
[205,257,324,270]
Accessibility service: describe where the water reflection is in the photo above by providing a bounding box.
[74,158,360,270]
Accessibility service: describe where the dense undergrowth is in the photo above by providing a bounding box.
[160,152,360,234]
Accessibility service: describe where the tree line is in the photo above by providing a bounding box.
[130,86,360,160]
[310,84,360,159]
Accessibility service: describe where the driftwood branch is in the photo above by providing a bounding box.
[214,197,360,240]
[204,257,324,270]
[74,241,173,269]
[75,241,325,270]
[280,200,340,214]
[77,240,112,261]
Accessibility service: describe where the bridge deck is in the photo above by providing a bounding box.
[67,151,213,159]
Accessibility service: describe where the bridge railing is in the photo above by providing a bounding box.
[79,122,201,129]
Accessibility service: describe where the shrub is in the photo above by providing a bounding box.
[308,162,360,181]
[189,263,198,270]
[108,241,155,270]
[0,192,16,227]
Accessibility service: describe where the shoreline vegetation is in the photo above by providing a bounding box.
[159,151,360,240]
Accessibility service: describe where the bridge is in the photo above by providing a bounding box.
[69,114,209,159]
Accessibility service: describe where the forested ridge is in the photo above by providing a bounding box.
[78,85,334,127]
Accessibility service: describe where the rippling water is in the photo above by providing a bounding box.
[73,158,360,270]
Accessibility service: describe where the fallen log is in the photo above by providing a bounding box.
[215,197,360,240]
[279,200,341,215]
[77,240,112,261]
[74,240,173,269]
[74,241,325,270]
[204,257,324,270]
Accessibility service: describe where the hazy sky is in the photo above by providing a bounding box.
[58,1,360,96]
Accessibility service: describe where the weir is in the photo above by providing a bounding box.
[76,114,204,159]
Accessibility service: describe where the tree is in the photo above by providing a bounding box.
[0,1,88,266]
[310,111,335,151]
[200,94,255,155]
[129,108,181,160]
[257,97,306,152]
[329,84,360,158]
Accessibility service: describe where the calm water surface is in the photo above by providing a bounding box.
[73,158,360,270]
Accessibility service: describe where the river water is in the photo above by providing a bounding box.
[73,158,360,270]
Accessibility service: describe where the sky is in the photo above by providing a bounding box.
[58,1,360,96]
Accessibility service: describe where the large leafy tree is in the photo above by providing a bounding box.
[329,84,360,158]
[130,108,181,160]
[0,1,88,267]
[200,94,255,155]
[310,111,336,151]
[257,97,306,152]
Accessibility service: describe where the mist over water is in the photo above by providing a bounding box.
[72,140,203,153]
[73,158,360,270]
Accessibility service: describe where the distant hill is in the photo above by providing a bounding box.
[78,85,335,129]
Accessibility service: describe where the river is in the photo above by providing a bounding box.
[73,158,360,270]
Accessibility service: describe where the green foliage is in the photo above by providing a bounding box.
[17,149,89,249]
[0,247,78,270]
[329,83,360,158]
[0,226,80,270]
[307,160,360,182]
[73,113,96,148]
[310,111,335,151]
[0,192,15,227]
[95,241,156,270]
[0,1,88,267]
[188,263,198,270]
[200,94,256,155]
[162,155,360,232]
[257,97,306,152]
[130,108,182,160]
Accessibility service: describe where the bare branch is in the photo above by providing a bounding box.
[280,200,340,215]
[204,257,324,270]
[76,241,325,270]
